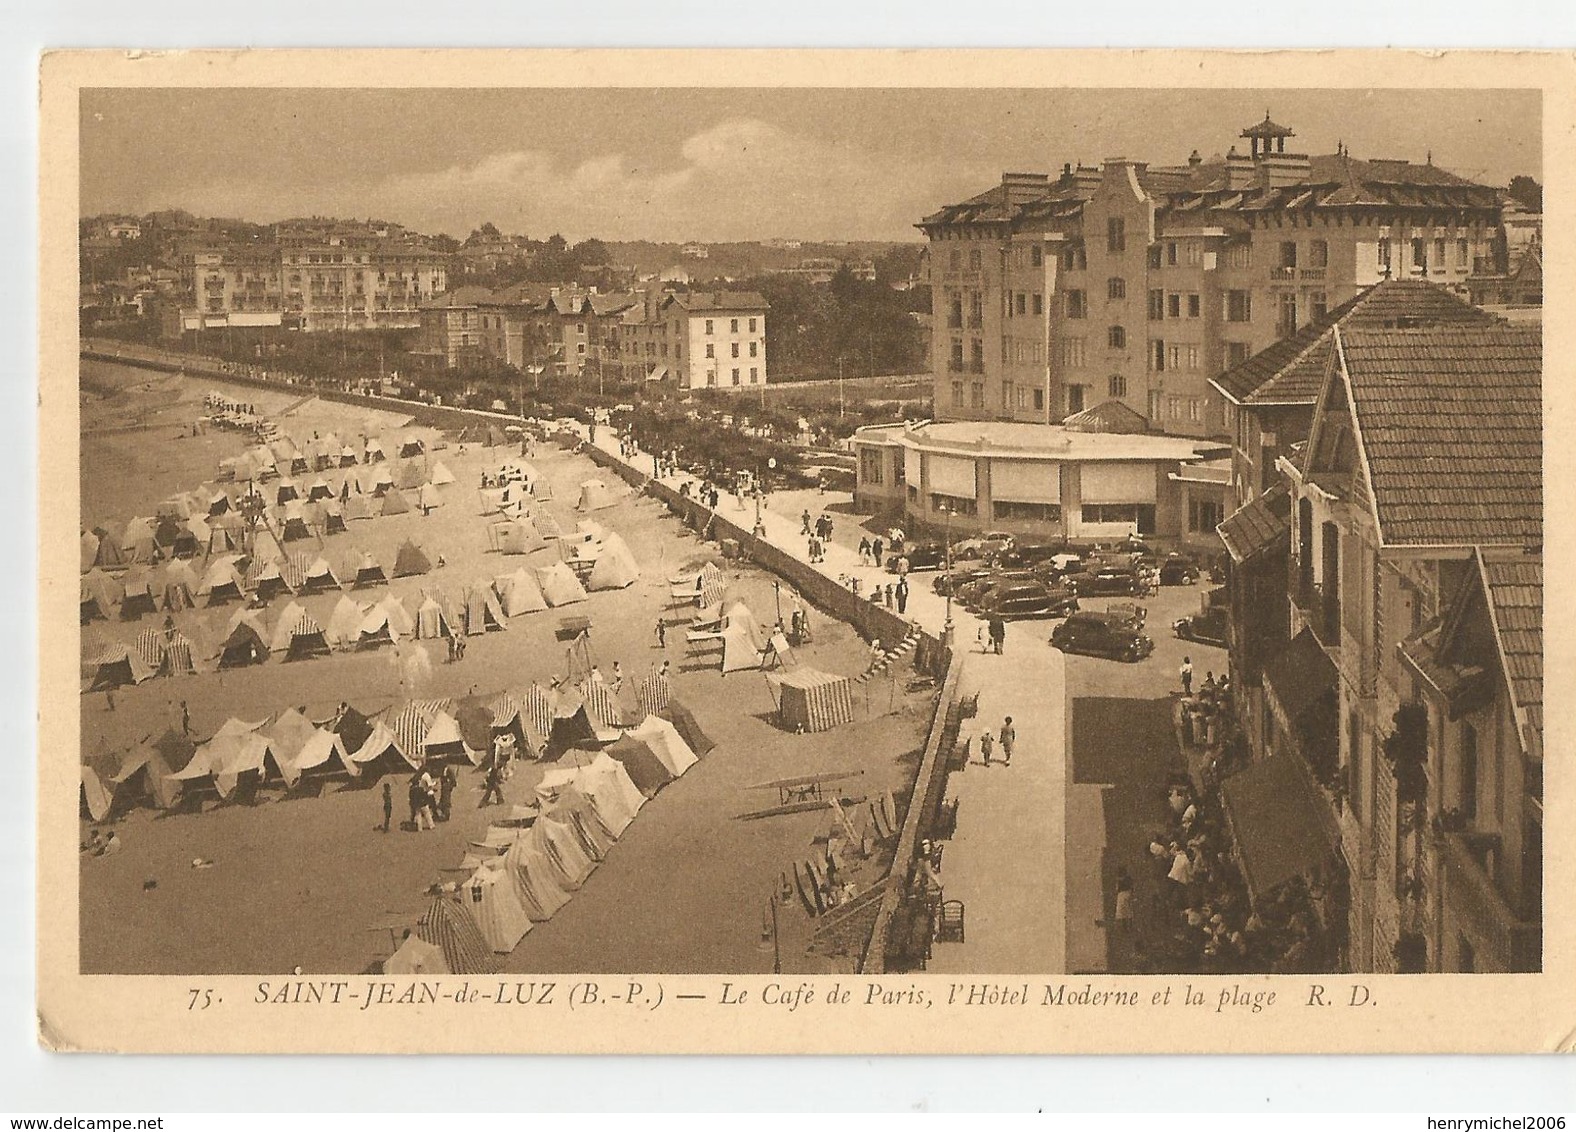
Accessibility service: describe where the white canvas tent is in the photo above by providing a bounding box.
[463,865,533,953]
[576,478,619,512]
[587,533,640,591]
[494,568,548,616]
[628,715,699,778]
[536,562,588,607]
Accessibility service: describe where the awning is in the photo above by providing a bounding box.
[1220,755,1341,905]
[1217,485,1291,564]
[644,366,669,383]
[1261,628,1337,724]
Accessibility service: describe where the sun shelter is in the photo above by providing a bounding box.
[327,596,368,649]
[364,436,387,464]
[719,608,768,674]
[587,533,640,591]
[416,894,499,975]
[337,444,359,468]
[490,518,544,557]
[578,679,628,731]
[175,717,271,800]
[315,499,348,535]
[536,562,588,608]
[463,864,533,953]
[343,493,375,521]
[388,540,433,580]
[577,478,619,512]
[160,560,199,611]
[415,595,454,640]
[501,834,573,922]
[384,933,449,975]
[81,750,126,822]
[415,483,444,513]
[606,733,676,798]
[580,753,646,836]
[265,709,351,787]
[159,629,199,677]
[196,556,247,605]
[119,517,156,562]
[299,554,343,593]
[380,489,412,517]
[544,686,599,760]
[768,667,856,733]
[392,460,423,492]
[552,786,618,861]
[458,585,509,635]
[429,460,456,486]
[89,524,126,570]
[83,641,155,690]
[453,699,497,761]
[530,810,598,892]
[354,604,401,649]
[629,715,699,778]
[248,555,292,600]
[275,478,301,505]
[80,570,120,622]
[270,602,334,659]
[350,550,388,588]
[218,612,271,669]
[494,568,548,617]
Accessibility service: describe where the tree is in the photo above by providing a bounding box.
[1506,175,1542,213]
[571,237,609,265]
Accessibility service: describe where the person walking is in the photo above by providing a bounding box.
[655,617,667,649]
[896,576,909,614]
[979,729,995,766]
[989,615,1007,655]
[801,509,812,536]
[381,782,393,834]
[180,701,191,737]
[871,536,884,568]
[438,766,456,822]
[406,774,424,832]
[857,536,871,566]
[1000,716,1016,765]
[480,759,506,808]
[1180,656,1194,696]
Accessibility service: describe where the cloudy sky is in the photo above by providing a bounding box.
[80,88,1541,242]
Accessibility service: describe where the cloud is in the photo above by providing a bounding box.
[127,117,991,242]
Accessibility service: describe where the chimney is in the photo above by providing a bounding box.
[1188,150,1202,167]
[1224,146,1256,191]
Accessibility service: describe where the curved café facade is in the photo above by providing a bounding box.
[853,420,1231,546]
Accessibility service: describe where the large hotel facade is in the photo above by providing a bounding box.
[918,115,1505,439]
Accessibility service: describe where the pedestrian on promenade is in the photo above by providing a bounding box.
[801,509,812,535]
[655,618,667,649]
[1180,656,1193,695]
[480,760,506,808]
[1000,716,1015,765]
[979,729,995,766]
[438,766,456,822]
[872,536,884,568]
[896,577,909,614]
[989,615,1006,655]
[406,774,424,832]
[857,536,871,565]
[381,782,393,833]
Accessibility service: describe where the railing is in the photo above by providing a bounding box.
[1269,266,1296,281]
[1441,831,1541,972]
[1314,580,1342,647]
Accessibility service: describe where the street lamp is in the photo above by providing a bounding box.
[939,500,955,650]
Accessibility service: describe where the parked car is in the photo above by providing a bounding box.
[957,570,1041,611]
[886,540,947,573]
[976,581,1079,621]
[1068,566,1145,597]
[933,566,996,597]
[1050,611,1155,662]
[1174,605,1229,647]
[951,531,1015,560]
[992,542,1066,569]
[1104,601,1148,630]
[1158,553,1201,586]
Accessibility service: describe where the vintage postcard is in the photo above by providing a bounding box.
[38,48,1573,1054]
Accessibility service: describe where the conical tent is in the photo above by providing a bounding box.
[343,494,375,521]
[385,933,449,975]
[350,551,388,588]
[378,594,415,637]
[494,568,547,616]
[269,602,333,659]
[248,556,292,600]
[429,460,456,486]
[629,715,698,778]
[218,613,271,669]
[80,570,120,622]
[300,555,343,593]
[83,641,155,690]
[576,478,619,512]
[380,490,411,517]
[354,605,400,649]
[416,895,499,975]
[398,435,426,459]
[415,595,454,639]
[316,499,348,535]
[160,560,199,611]
[328,596,368,648]
[536,562,588,607]
[396,460,426,491]
[720,617,766,673]
[587,533,640,591]
[392,540,432,578]
[463,865,533,953]
[491,518,545,556]
[658,699,715,757]
[196,556,246,605]
[460,586,508,635]
[417,483,445,511]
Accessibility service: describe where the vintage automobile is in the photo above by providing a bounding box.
[1173,604,1229,647]
[1050,611,1155,662]
[991,542,1068,569]
[1158,553,1202,586]
[1068,566,1145,597]
[951,531,1016,560]
[957,570,1048,611]
[886,540,947,573]
[932,565,997,597]
[975,581,1079,621]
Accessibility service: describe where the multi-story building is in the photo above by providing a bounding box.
[918,115,1504,438]
[178,220,449,332]
[614,290,769,391]
[1234,321,1540,973]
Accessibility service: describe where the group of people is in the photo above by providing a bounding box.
[978,615,1007,655]
[862,577,910,614]
[388,765,459,833]
[1178,659,1234,759]
[854,534,891,569]
[444,635,469,663]
[803,511,835,564]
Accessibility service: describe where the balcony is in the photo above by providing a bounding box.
[1441,831,1540,972]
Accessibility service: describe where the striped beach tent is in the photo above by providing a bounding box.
[767,668,856,734]
[518,684,554,751]
[578,679,625,731]
[133,627,166,672]
[384,699,453,767]
[416,894,498,975]
[634,673,673,719]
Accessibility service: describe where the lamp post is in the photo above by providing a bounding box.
[940,501,955,650]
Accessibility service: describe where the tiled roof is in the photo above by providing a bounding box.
[1061,398,1149,434]
[1338,325,1542,548]
[1212,280,1503,405]
[668,291,769,312]
[1217,484,1291,563]
[1481,555,1542,744]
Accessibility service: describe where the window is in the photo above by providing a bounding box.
[1227,242,1252,269]
[930,493,977,517]
[993,500,1061,523]
[1279,241,1298,269]
[705,344,715,359]
[970,340,984,372]
[1310,239,1329,269]
[1278,293,1298,336]
[950,340,964,372]
[948,293,963,329]
[1107,325,1126,349]
[1148,290,1165,320]
[860,449,885,485]
[1016,292,1028,316]
[1167,242,1179,266]
[1147,246,1162,269]
[1108,373,1128,397]
[1187,344,1199,371]
[970,382,984,408]
[1081,503,1157,533]
[1058,337,1086,368]
[1186,241,1202,266]
[1189,498,1222,533]
[1032,293,1043,315]
[1460,723,1478,821]
[1188,398,1202,423]
[1433,238,1447,272]
[1067,384,1086,413]
[1033,388,1044,410]
[1066,290,1087,319]
[705,319,714,334]
[969,292,984,327]
[1169,396,1183,419]
[1310,292,1328,321]
[731,342,740,358]
[749,317,758,332]
[1167,344,1182,371]
[1227,290,1252,322]
[1063,246,1087,271]
[1107,217,1126,253]
[1456,238,1469,269]
[1411,238,1427,273]
[730,318,739,332]
[1151,340,1165,371]
[969,248,982,270]
[1378,238,1391,273]
[731,367,741,386]
[577,343,586,355]
[951,381,963,406]
[949,249,962,270]
[1030,245,1043,267]
[1167,293,1181,319]
[750,367,758,382]
[1107,277,1126,301]
[749,341,758,357]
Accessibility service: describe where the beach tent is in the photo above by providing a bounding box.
[587,533,640,591]
[398,435,426,459]
[88,524,127,570]
[463,865,533,953]
[768,667,856,734]
[477,487,508,515]
[429,460,456,486]
[453,699,497,760]
[658,699,714,757]
[155,495,195,521]
[577,679,628,731]
[160,561,199,611]
[415,595,454,640]
[384,933,449,976]
[343,493,375,522]
[133,626,168,675]
[319,703,372,761]
[501,835,573,923]
[83,641,155,690]
[327,596,368,649]
[544,686,599,759]
[533,512,564,540]
[158,629,199,678]
[354,604,401,649]
[80,570,120,623]
[175,717,271,800]
[218,612,271,669]
[153,515,200,559]
[264,709,338,787]
[379,594,416,637]
[396,460,427,491]
[205,488,232,516]
[306,477,334,502]
[535,562,588,608]
[421,710,468,762]
[269,602,333,659]
[379,700,451,769]
[380,490,411,517]
[605,733,676,798]
[554,786,619,862]
[576,478,619,512]
[298,554,343,594]
[350,551,388,588]
[417,483,444,512]
[490,518,545,556]
[458,585,508,635]
[494,568,547,617]
[81,749,126,822]
[532,809,598,891]
[392,540,432,578]
[315,499,348,535]
[338,444,359,468]
[129,731,193,809]
[205,512,244,555]
[119,517,157,562]
[632,672,673,719]
[628,715,699,778]
[80,530,100,574]
[276,501,313,542]
[364,437,387,464]
[274,478,300,505]
[581,753,646,835]
[247,555,292,601]
[486,689,541,759]
[196,556,247,605]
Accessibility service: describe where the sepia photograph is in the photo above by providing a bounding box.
[34,49,1570,1057]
